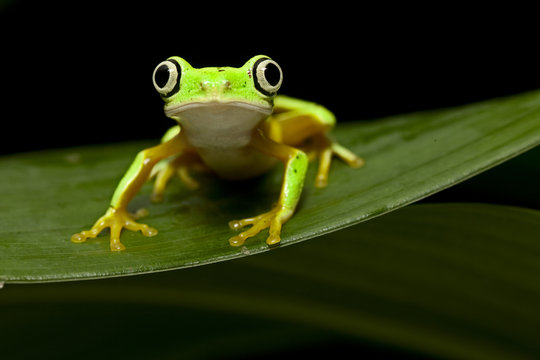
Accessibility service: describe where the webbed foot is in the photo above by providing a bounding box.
[71,207,158,251]
[228,207,293,247]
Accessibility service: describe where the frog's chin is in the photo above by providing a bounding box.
[164,101,272,119]
[164,101,273,149]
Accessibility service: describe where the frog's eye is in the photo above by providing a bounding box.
[253,58,283,96]
[152,59,181,97]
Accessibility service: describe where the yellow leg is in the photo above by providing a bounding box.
[313,134,332,188]
[311,134,365,188]
[268,95,364,189]
[228,129,308,247]
[332,142,365,168]
[151,151,203,202]
[151,160,177,202]
[267,119,364,188]
[177,166,201,190]
[71,132,188,251]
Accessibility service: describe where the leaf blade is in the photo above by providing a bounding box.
[1,91,539,282]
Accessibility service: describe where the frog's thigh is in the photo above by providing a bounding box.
[268,95,335,145]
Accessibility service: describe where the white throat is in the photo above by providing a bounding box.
[166,102,272,149]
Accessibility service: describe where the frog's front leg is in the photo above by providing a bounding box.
[71,132,188,251]
[228,129,308,247]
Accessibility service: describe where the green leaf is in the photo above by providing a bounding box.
[2,204,540,359]
[1,90,539,282]
[425,145,540,209]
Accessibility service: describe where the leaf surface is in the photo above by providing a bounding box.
[1,91,539,282]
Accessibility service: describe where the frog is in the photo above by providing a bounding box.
[71,55,364,251]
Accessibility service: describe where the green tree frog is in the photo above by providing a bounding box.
[71,55,364,251]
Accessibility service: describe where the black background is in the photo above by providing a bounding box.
[1,1,539,155]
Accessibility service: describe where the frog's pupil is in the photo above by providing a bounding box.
[155,65,171,89]
[264,63,281,86]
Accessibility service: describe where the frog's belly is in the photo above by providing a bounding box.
[196,147,277,180]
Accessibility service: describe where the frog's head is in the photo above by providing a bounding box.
[152,55,283,123]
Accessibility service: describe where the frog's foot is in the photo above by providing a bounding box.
[151,161,200,202]
[71,207,158,251]
[228,207,293,247]
[310,134,364,188]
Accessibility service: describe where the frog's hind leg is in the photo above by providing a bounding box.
[150,126,208,202]
[310,133,365,188]
[150,151,207,202]
[267,95,364,188]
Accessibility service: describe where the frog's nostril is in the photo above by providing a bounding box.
[223,80,231,89]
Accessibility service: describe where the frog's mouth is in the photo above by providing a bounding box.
[164,101,272,119]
